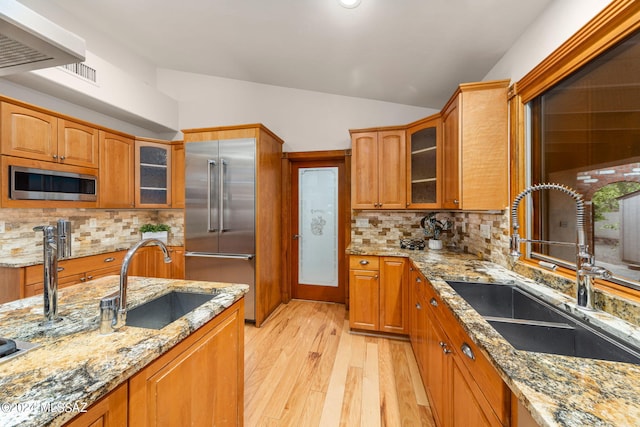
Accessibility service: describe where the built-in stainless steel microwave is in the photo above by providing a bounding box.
[10,166,97,201]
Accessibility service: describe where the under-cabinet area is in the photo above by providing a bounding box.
[0,247,185,303]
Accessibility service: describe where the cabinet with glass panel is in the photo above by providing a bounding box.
[135,138,172,208]
[406,114,441,208]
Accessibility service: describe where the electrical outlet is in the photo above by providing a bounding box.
[0,221,5,233]
[89,218,97,228]
[480,224,491,239]
[355,218,369,228]
[133,217,139,225]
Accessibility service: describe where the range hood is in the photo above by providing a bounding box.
[0,0,85,76]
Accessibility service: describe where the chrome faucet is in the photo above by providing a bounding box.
[510,183,611,310]
[34,220,72,324]
[99,238,172,334]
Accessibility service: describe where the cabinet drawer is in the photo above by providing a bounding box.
[25,251,125,285]
[349,255,379,270]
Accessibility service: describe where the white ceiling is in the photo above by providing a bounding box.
[38,0,552,109]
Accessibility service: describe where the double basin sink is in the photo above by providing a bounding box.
[447,281,640,365]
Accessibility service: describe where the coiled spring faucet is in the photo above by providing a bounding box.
[510,183,611,310]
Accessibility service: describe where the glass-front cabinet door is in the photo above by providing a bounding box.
[406,114,441,208]
[135,139,172,208]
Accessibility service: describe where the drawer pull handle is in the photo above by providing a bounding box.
[461,343,475,360]
[359,260,369,265]
[430,298,438,307]
[104,257,115,263]
[415,303,422,310]
[57,267,64,272]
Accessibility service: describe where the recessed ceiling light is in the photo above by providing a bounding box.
[339,0,361,9]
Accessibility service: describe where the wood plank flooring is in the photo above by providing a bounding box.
[244,300,436,426]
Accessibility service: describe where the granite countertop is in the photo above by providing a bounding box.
[0,276,248,427]
[349,244,640,427]
[0,242,183,268]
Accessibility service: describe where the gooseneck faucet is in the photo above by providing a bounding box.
[99,238,172,334]
[34,220,72,324]
[510,183,611,310]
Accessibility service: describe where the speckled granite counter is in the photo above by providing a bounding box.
[0,244,178,268]
[349,244,640,427]
[0,276,247,427]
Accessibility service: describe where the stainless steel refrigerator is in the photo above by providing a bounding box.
[184,138,256,321]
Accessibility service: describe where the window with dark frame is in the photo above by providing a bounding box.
[528,28,640,290]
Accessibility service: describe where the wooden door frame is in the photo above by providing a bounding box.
[281,150,351,304]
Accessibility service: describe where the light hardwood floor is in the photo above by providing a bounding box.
[245,300,436,426]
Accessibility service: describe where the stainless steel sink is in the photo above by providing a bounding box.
[126,291,216,330]
[447,281,640,364]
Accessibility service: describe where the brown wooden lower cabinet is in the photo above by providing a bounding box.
[65,298,244,427]
[128,246,185,279]
[63,382,127,427]
[409,262,510,426]
[349,255,409,334]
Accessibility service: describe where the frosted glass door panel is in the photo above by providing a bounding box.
[299,167,338,287]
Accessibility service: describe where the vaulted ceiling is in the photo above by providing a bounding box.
[26,0,553,109]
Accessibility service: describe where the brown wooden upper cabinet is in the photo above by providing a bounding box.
[351,129,406,209]
[99,131,135,208]
[1,102,99,168]
[406,114,442,209]
[441,80,510,211]
[351,79,509,211]
[135,138,172,208]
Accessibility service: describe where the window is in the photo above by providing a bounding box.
[527,28,640,290]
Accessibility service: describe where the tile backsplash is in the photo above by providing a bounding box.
[351,210,510,265]
[0,208,184,262]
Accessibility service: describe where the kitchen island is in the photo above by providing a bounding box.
[0,276,247,426]
[349,244,640,427]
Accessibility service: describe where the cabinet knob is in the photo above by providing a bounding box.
[416,277,422,283]
[430,298,438,307]
[52,154,58,159]
[87,275,93,280]
[80,277,86,282]
[59,156,66,160]
[104,257,115,263]
[374,275,378,279]
[461,343,475,360]
[359,260,369,265]
[406,202,410,207]
[415,303,422,310]
[454,199,459,205]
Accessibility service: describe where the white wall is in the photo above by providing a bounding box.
[484,0,611,82]
[157,69,436,152]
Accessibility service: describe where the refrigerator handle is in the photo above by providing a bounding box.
[207,160,218,232]
[185,252,254,261]
[220,158,228,232]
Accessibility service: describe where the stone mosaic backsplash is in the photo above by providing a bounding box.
[351,210,510,265]
[0,208,184,264]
